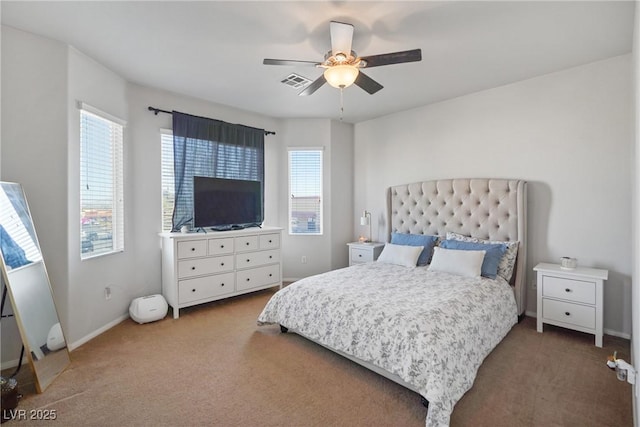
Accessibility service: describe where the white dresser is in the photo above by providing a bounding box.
[161,226,282,318]
[534,262,608,347]
[347,242,385,266]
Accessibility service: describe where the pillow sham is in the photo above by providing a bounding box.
[376,243,423,268]
[427,246,485,278]
[439,239,507,279]
[390,233,438,266]
[446,232,519,282]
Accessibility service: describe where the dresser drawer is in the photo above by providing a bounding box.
[208,237,235,255]
[236,264,280,291]
[542,276,595,305]
[177,240,207,259]
[235,235,259,252]
[259,233,280,249]
[178,254,235,279]
[178,272,235,304]
[351,248,373,263]
[236,249,280,269]
[543,299,595,329]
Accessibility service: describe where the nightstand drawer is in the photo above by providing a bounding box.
[543,299,595,329]
[542,276,595,304]
[351,248,373,263]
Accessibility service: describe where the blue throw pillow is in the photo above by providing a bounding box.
[390,233,438,266]
[439,239,507,279]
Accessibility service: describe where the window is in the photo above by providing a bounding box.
[79,104,124,259]
[161,117,265,231]
[161,131,175,232]
[288,148,323,235]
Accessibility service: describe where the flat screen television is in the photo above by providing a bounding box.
[193,176,263,230]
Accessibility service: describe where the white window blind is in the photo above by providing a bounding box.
[288,148,323,235]
[80,105,124,259]
[161,130,175,232]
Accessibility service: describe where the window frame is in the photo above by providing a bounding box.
[160,129,175,232]
[79,102,125,260]
[288,147,324,236]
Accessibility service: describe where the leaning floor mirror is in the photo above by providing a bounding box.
[0,181,70,392]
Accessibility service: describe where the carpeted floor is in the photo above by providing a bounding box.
[3,287,633,426]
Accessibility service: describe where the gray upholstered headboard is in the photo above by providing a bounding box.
[386,178,527,315]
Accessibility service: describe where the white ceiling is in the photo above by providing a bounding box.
[1,1,635,123]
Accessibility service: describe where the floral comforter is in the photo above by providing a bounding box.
[257,262,517,426]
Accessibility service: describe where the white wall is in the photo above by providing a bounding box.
[354,55,633,337]
[1,26,69,365]
[631,2,639,424]
[329,120,354,270]
[278,119,332,280]
[66,46,130,347]
[126,83,282,299]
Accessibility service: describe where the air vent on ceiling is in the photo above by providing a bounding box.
[281,73,312,89]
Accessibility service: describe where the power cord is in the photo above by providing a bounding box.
[0,284,24,378]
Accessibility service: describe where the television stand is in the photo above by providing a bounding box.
[209,223,262,232]
[160,226,283,319]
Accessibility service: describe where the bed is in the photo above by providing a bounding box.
[257,178,527,426]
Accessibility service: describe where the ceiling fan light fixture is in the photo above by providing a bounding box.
[324,65,359,89]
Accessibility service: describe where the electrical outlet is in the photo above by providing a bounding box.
[301,256,307,264]
[531,278,537,290]
[104,286,112,300]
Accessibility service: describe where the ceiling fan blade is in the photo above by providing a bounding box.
[354,71,383,95]
[360,49,422,68]
[263,58,320,66]
[298,75,326,96]
[330,21,354,57]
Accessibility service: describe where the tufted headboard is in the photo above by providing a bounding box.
[386,178,527,315]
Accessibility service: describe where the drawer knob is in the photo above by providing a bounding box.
[269,255,273,259]
[268,240,272,243]
[565,312,571,316]
[246,259,250,262]
[358,254,362,258]
[191,247,196,251]
[221,262,225,266]
[565,288,572,292]
[246,242,250,246]
[192,289,196,292]
[221,283,225,287]
[191,266,196,270]
[221,245,224,248]
[269,273,273,277]
[246,278,250,282]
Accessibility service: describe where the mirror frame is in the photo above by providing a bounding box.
[0,181,70,392]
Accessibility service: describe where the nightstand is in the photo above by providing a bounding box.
[347,242,385,266]
[534,262,608,347]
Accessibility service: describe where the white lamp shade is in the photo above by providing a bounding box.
[360,216,370,226]
[324,65,359,88]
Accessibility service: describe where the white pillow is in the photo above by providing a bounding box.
[427,247,485,278]
[446,232,519,282]
[376,243,423,268]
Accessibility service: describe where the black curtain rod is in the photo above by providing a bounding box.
[147,106,276,136]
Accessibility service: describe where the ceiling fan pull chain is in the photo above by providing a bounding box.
[340,87,344,120]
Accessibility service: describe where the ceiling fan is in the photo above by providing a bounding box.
[263,21,422,96]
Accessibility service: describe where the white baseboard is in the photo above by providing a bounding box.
[1,357,23,371]
[68,313,129,351]
[604,328,631,340]
[1,315,130,367]
[522,311,630,340]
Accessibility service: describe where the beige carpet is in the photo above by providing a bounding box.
[3,287,632,426]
